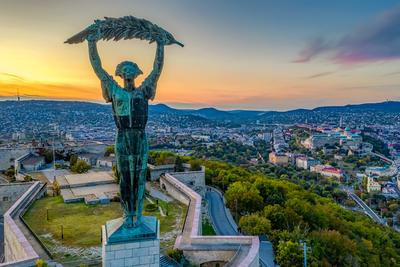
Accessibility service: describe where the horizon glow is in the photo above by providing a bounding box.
[0,0,400,111]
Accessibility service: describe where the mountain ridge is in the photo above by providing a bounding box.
[1,100,399,122]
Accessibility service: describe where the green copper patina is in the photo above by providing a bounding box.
[66,16,183,231]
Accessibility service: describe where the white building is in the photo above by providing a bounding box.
[367,177,381,193]
[296,157,320,170]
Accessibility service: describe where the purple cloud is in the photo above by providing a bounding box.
[294,6,400,65]
[292,37,330,63]
[304,71,335,79]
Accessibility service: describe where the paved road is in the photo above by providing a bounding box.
[205,188,238,236]
[346,190,385,225]
[206,187,276,265]
[371,152,394,165]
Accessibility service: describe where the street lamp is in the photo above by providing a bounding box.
[299,240,311,267]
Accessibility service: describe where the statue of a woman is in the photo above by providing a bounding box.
[87,32,164,228]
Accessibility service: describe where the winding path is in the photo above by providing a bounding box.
[205,187,238,236]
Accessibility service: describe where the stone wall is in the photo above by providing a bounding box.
[0,183,32,215]
[150,163,206,197]
[0,182,40,267]
[147,164,175,181]
[161,173,260,267]
[102,226,160,267]
[169,165,205,197]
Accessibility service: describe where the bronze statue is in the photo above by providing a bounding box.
[66,16,183,229]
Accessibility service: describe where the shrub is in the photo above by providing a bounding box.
[174,156,185,172]
[145,203,158,212]
[35,259,48,267]
[167,248,184,262]
[53,180,61,196]
[189,159,202,171]
[70,159,91,173]
[24,175,33,182]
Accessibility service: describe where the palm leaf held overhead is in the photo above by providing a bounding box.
[65,16,184,47]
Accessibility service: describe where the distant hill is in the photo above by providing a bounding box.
[151,100,400,122]
[312,101,400,113]
[1,100,399,123]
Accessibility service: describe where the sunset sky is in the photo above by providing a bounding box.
[0,0,400,110]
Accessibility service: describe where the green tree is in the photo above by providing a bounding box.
[69,154,78,166]
[53,180,61,196]
[189,159,202,171]
[167,248,184,262]
[42,149,53,164]
[35,259,48,267]
[104,145,115,156]
[310,230,357,266]
[70,159,91,173]
[225,181,263,215]
[112,165,120,183]
[4,167,15,181]
[174,156,185,172]
[239,214,271,235]
[276,240,303,267]
[389,203,399,212]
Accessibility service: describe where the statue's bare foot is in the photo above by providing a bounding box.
[132,217,142,228]
[123,216,133,228]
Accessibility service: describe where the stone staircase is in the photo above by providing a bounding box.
[160,254,180,267]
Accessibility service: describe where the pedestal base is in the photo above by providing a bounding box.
[102,216,160,267]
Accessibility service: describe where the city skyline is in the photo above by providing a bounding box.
[1,0,400,110]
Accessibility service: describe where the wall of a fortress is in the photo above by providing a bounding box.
[169,167,205,197]
[0,183,32,215]
[160,175,190,205]
[147,164,175,181]
[161,173,260,267]
[150,163,206,197]
[0,182,40,267]
[3,217,37,266]
[184,250,233,266]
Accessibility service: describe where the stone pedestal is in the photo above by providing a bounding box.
[102,216,160,267]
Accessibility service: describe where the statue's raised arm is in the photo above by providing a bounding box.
[87,33,115,102]
[140,42,164,100]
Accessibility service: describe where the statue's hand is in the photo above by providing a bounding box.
[87,32,99,42]
[155,31,170,46]
[86,25,101,42]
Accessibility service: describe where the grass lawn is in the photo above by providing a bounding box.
[23,195,186,263]
[202,219,216,236]
[24,196,122,247]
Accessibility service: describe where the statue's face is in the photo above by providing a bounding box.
[115,61,143,84]
[120,65,138,80]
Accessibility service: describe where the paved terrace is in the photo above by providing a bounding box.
[161,173,259,267]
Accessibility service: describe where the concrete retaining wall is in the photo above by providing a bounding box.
[0,183,32,215]
[161,173,259,267]
[151,163,206,197]
[148,164,175,181]
[0,182,41,267]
